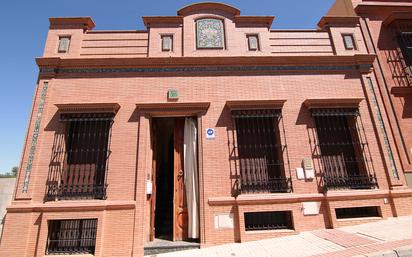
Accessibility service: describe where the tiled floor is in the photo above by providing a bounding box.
[144,216,412,257]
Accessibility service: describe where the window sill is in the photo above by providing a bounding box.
[245,229,295,234]
[336,217,382,222]
[208,193,324,206]
[391,86,412,95]
[45,254,94,257]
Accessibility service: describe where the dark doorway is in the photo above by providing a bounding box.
[153,118,175,240]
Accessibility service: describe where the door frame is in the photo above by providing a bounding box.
[136,102,209,245]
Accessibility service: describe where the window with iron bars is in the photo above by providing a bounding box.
[232,109,292,194]
[387,28,412,88]
[46,113,114,200]
[311,108,378,191]
[46,219,97,255]
[244,211,293,231]
[397,31,412,75]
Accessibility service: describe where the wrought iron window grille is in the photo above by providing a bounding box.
[231,109,292,195]
[46,219,97,254]
[46,112,114,201]
[387,26,412,88]
[311,108,378,192]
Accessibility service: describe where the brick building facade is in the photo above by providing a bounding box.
[1,1,412,256]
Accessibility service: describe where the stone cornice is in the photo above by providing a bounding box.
[49,17,95,30]
[142,16,183,27]
[383,11,412,27]
[36,54,376,77]
[303,98,364,109]
[318,16,360,29]
[55,103,121,113]
[177,2,240,16]
[136,102,210,116]
[234,16,274,28]
[355,3,412,15]
[7,200,136,213]
[208,190,391,206]
[226,100,286,110]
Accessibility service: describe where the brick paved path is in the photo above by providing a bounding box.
[146,216,412,257]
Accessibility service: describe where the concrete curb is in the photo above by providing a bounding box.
[364,245,412,257]
[395,245,412,257]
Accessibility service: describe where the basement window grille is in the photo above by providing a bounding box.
[46,219,97,255]
[312,108,377,191]
[244,211,293,231]
[46,112,114,200]
[335,206,381,219]
[232,109,292,194]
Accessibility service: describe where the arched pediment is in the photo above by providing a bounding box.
[177,2,240,16]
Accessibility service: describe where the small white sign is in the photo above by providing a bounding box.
[206,128,215,139]
[214,213,234,229]
[146,180,152,195]
[302,202,319,216]
[296,168,305,180]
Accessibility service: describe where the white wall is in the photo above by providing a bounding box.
[0,178,16,238]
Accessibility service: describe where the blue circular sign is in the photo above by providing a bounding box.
[207,128,214,135]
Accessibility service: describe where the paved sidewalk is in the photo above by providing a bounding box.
[146,216,412,257]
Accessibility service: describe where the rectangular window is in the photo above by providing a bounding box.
[232,109,291,194]
[46,113,114,200]
[161,35,173,52]
[58,36,71,53]
[247,34,259,51]
[244,211,293,231]
[342,34,356,50]
[335,206,380,219]
[312,108,377,190]
[46,219,97,255]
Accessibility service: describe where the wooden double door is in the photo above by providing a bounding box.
[151,118,188,241]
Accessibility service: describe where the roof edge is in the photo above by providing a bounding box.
[177,2,240,16]
[49,17,95,30]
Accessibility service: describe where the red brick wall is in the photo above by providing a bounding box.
[2,3,412,257]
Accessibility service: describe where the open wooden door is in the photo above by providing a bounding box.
[173,118,188,241]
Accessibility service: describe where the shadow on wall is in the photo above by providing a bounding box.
[215,105,239,197]
[401,94,412,119]
[295,104,324,193]
[44,112,67,202]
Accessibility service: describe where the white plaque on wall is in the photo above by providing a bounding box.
[302,202,319,216]
[214,213,234,229]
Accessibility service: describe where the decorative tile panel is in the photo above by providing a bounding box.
[366,77,399,180]
[196,19,225,49]
[22,82,49,193]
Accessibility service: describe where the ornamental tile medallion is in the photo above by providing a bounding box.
[196,19,225,49]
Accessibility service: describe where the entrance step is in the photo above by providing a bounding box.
[144,238,200,256]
